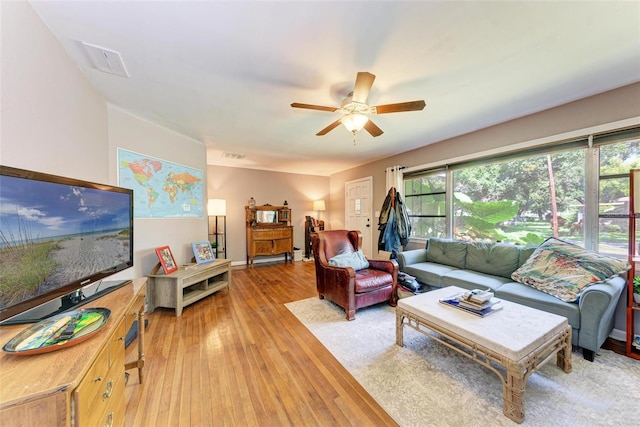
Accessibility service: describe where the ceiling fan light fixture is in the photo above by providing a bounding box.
[341,113,368,133]
[291,71,425,138]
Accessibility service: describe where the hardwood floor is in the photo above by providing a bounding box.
[124,261,397,426]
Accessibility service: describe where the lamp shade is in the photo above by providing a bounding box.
[341,113,368,133]
[313,200,326,211]
[208,199,227,216]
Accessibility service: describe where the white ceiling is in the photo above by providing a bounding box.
[30,1,640,176]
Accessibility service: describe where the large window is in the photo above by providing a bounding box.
[452,150,585,245]
[403,127,640,256]
[404,171,447,238]
[598,139,640,256]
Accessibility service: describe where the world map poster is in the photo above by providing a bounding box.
[117,148,204,218]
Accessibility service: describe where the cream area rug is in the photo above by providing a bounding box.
[285,297,640,427]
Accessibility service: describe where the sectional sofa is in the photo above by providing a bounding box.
[398,237,629,361]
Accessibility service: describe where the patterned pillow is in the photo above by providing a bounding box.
[510,237,630,302]
[329,250,370,271]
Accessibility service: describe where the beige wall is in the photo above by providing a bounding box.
[0,1,108,178]
[107,106,208,276]
[1,2,207,282]
[206,165,329,264]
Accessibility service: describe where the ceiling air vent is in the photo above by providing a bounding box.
[222,152,246,160]
[80,42,129,77]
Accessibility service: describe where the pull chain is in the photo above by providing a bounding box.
[352,130,357,145]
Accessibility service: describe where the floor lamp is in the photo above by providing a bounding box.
[306,200,326,260]
[313,200,326,222]
[208,199,227,259]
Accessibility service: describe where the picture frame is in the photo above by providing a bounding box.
[155,246,178,274]
[192,241,215,265]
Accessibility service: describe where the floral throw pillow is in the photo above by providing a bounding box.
[511,237,630,302]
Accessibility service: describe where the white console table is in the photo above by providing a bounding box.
[147,259,232,316]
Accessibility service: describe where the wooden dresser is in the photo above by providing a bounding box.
[245,204,293,266]
[0,278,147,427]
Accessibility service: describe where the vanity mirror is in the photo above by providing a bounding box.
[256,210,277,224]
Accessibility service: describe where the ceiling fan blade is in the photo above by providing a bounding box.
[351,72,375,104]
[291,103,337,112]
[374,100,426,114]
[364,119,384,137]
[316,119,342,136]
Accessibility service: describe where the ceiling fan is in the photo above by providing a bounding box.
[291,71,426,138]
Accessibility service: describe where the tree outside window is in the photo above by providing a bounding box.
[404,137,640,257]
[452,150,585,245]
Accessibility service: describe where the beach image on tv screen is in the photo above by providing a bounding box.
[0,174,132,310]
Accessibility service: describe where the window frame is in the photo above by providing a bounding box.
[403,169,447,241]
[401,126,640,254]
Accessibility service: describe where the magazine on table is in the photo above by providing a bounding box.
[456,298,501,311]
[439,292,503,317]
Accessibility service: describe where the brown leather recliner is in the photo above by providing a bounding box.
[311,230,398,320]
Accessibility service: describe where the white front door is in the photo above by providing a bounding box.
[345,176,373,258]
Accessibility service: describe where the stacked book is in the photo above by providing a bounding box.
[439,289,503,317]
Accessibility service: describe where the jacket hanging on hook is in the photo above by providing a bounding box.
[378,187,411,256]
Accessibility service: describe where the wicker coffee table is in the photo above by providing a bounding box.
[396,286,572,423]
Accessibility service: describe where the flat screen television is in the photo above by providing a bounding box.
[0,165,134,324]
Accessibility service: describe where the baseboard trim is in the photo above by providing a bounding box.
[609,328,626,342]
[240,255,297,266]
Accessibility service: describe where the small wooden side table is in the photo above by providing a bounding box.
[147,259,232,316]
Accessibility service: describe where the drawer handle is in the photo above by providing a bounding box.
[103,379,113,399]
[118,336,124,341]
[104,412,114,427]
[94,376,103,382]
